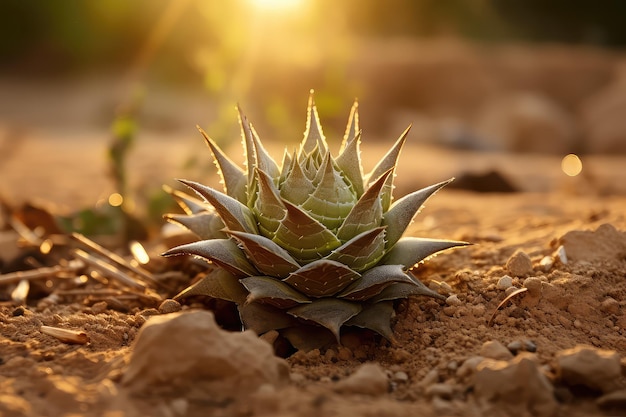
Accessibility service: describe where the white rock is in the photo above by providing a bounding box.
[496,275,513,290]
[474,353,558,417]
[555,345,621,393]
[122,311,289,400]
[335,363,389,396]
[446,294,462,306]
[539,256,554,271]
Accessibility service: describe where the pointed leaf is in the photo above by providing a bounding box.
[237,105,257,186]
[382,237,470,268]
[162,238,258,277]
[280,152,316,205]
[288,298,361,342]
[179,179,258,234]
[226,230,300,278]
[336,168,391,241]
[241,276,311,308]
[338,264,414,301]
[326,227,387,272]
[198,126,247,203]
[335,130,364,197]
[370,280,445,303]
[165,212,226,240]
[254,169,286,237]
[345,301,396,342]
[273,200,341,263]
[250,122,281,180]
[284,259,360,297]
[278,149,293,186]
[240,302,298,334]
[367,125,411,210]
[173,268,247,304]
[301,153,356,231]
[382,178,454,248]
[340,99,359,152]
[163,185,208,215]
[300,90,327,155]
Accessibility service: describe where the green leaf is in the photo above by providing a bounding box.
[382,237,470,268]
[198,126,247,203]
[165,211,226,240]
[382,178,454,248]
[173,268,247,304]
[300,91,327,155]
[288,298,362,342]
[163,185,208,215]
[254,168,286,238]
[366,125,411,211]
[241,276,311,308]
[326,227,387,272]
[336,168,391,241]
[283,259,360,297]
[335,130,364,198]
[179,179,258,234]
[339,98,359,153]
[279,152,316,205]
[370,280,445,303]
[338,264,414,301]
[272,200,342,263]
[240,302,299,334]
[237,105,257,186]
[226,230,300,278]
[162,238,258,277]
[345,301,396,342]
[300,153,356,232]
[249,122,281,181]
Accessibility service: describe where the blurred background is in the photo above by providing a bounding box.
[1,0,626,220]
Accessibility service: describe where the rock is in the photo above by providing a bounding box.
[122,311,289,400]
[496,275,513,290]
[558,223,626,263]
[335,363,389,396]
[506,251,534,277]
[157,299,181,314]
[597,389,626,409]
[522,277,543,297]
[392,371,409,383]
[600,297,620,315]
[446,294,462,306]
[507,340,537,355]
[456,356,486,380]
[480,340,514,361]
[426,383,455,399]
[555,345,621,393]
[473,353,558,417]
[539,256,554,271]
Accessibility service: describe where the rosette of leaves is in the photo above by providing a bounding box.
[164,92,467,349]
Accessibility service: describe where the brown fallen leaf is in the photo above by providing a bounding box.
[40,325,89,345]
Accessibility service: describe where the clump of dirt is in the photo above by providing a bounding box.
[1,191,625,417]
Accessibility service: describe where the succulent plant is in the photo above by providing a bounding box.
[164,92,467,349]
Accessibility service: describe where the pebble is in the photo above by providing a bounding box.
[522,277,543,297]
[555,345,622,393]
[456,356,485,380]
[334,363,389,396]
[480,340,514,361]
[420,369,440,386]
[507,340,537,355]
[506,250,534,277]
[473,353,558,417]
[496,275,513,290]
[426,383,455,399]
[539,256,554,271]
[91,301,108,314]
[597,389,626,409]
[392,371,409,383]
[556,245,568,264]
[600,297,620,315]
[158,299,182,314]
[446,294,462,306]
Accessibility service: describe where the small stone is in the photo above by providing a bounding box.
[335,363,389,396]
[446,294,462,306]
[556,345,621,393]
[480,340,514,361]
[507,340,537,355]
[11,306,25,316]
[523,277,543,297]
[91,301,108,314]
[420,369,440,386]
[474,353,558,417]
[539,256,554,271]
[600,297,620,315]
[597,389,626,409]
[456,356,485,380]
[506,250,534,277]
[337,346,353,361]
[555,245,568,264]
[392,371,409,383]
[496,275,513,290]
[425,383,455,399]
[505,286,520,296]
[158,299,182,314]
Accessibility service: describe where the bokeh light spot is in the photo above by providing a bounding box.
[108,193,124,207]
[248,0,304,12]
[561,154,583,177]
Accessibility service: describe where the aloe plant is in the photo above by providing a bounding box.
[164,92,467,348]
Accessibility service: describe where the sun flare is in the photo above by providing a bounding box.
[247,0,305,12]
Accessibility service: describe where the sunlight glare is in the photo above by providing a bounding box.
[561,154,583,177]
[248,0,305,12]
